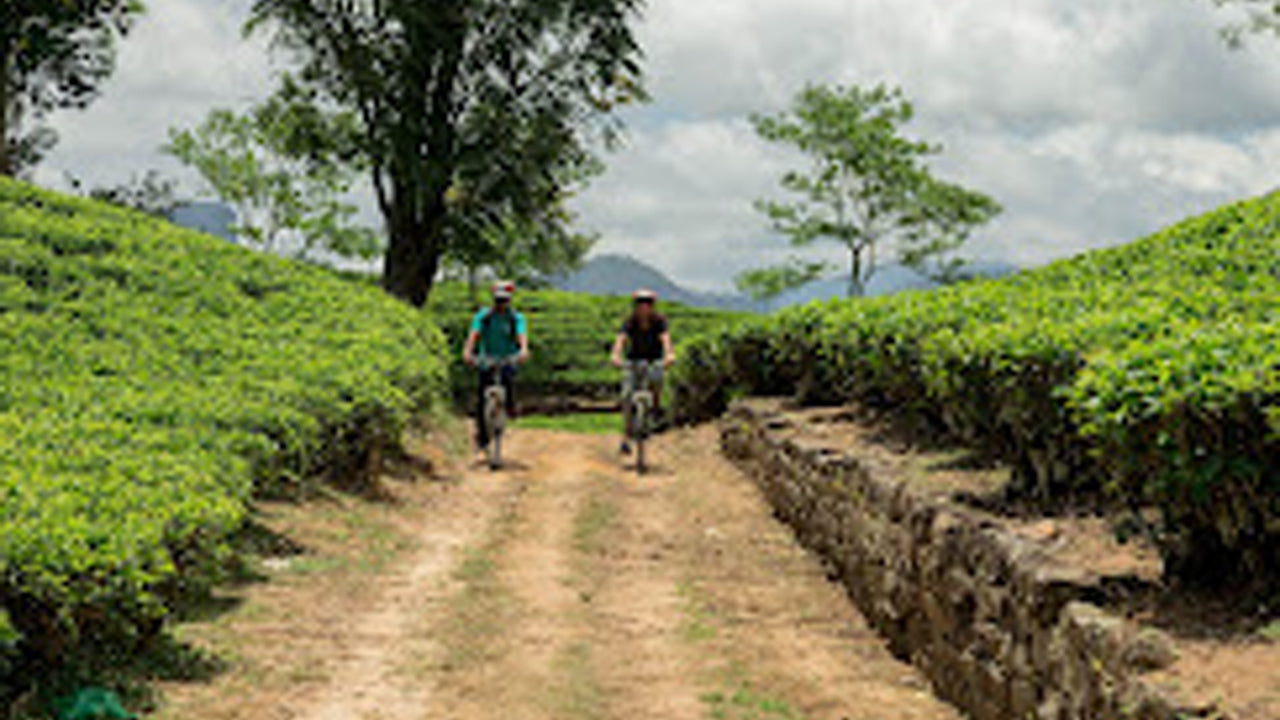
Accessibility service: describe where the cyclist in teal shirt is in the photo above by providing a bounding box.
[463,281,530,453]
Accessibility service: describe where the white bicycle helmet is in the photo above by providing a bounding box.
[491,281,516,301]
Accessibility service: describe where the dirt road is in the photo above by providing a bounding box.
[156,426,959,720]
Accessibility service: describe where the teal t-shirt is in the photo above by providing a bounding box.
[471,307,527,358]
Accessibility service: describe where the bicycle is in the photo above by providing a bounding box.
[623,360,661,474]
[477,356,518,470]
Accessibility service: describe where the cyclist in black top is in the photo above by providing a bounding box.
[610,289,676,455]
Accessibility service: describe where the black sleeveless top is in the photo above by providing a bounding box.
[622,314,669,360]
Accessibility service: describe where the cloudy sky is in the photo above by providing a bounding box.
[36,0,1280,291]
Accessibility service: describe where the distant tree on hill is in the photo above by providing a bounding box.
[166,80,381,263]
[734,258,831,302]
[750,84,1001,298]
[0,1,144,177]
[245,0,646,307]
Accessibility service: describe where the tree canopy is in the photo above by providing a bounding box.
[734,257,831,303]
[0,0,144,177]
[245,0,645,306]
[750,84,1001,298]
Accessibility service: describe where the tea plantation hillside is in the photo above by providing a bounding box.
[0,179,448,681]
[429,283,741,402]
[673,192,1279,590]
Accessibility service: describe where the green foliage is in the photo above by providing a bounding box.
[701,682,807,720]
[246,0,646,306]
[443,214,598,290]
[734,258,832,302]
[0,0,145,176]
[1212,0,1280,45]
[0,178,447,679]
[751,84,1001,297]
[166,82,380,263]
[672,191,1279,588]
[516,413,619,436]
[429,284,739,401]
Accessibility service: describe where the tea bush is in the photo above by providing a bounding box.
[0,179,447,671]
[672,192,1279,588]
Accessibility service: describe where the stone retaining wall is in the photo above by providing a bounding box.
[721,401,1213,720]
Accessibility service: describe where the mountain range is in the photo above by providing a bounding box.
[552,255,764,311]
[552,254,1020,312]
[169,202,236,242]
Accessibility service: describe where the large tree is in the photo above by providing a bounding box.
[246,0,644,307]
[751,84,1001,298]
[0,0,144,177]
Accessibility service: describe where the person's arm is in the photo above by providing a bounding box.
[661,331,676,367]
[610,332,628,368]
[462,330,480,366]
[515,313,531,364]
[463,310,485,366]
[517,332,531,364]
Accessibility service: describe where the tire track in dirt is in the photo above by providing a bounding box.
[583,457,708,720]
[284,475,517,720]
[424,432,710,720]
[658,427,960,720]
[427,432,595,720]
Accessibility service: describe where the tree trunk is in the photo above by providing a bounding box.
[0,49,12,178]
[381,230,443,308]
[847,247,865,298]
[381,210,444,308]
[376,1,465,308]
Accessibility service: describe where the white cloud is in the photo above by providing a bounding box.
[582,119,809,289]
[36,0,272,189]
[28,0,1280,292]
[638,0,1280,130]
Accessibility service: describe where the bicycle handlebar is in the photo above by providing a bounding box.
[476,356,519,370]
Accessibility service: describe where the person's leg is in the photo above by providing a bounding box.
[620,366,635,449]
[649,365,666,414]
[476,368,494,449]
[501,364,518,418]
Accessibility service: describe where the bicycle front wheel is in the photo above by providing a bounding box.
[490,429,503,470]
[634,403,647,474]
[486,392,505,470]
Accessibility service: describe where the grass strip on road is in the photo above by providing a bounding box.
[516,412,621,436]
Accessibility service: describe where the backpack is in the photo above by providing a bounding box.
[481,308,518,339]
